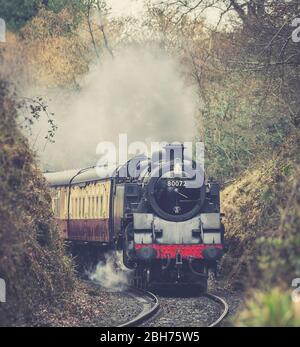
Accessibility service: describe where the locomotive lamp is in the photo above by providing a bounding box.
[174,158,182,176]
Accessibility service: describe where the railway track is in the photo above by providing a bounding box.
[118,288,160,327]
[119,287,228,327]
[84,277,228,327]
[205,293,229,327]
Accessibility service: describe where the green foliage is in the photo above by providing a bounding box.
[236,288,300,327]
[47,0,84,13]
[0,0,41,31]
[220,132,300,291]
[256,155,300,286]
[198,74,292,182]
[0,0,87,31]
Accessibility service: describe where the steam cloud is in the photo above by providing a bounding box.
[31,46,198,171]
[88,252,133,290]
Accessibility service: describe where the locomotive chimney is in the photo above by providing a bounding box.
[164,143,185,174]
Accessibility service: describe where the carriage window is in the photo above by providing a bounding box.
[54,198,59,218]
[92,197,95,218]
[63,193,67,217]
[100,195,103,217]
[74,198,77,218]
[82,197,84,218]
[82,197,85,217]
[96,197,99,218]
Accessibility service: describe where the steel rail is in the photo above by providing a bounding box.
[205,293,229,327]
[117,287,160,327]
[118,289,228,327]
[85,279,226,327]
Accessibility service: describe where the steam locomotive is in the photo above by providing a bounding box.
[45,144,224,291]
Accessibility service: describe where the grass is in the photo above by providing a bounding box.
[236,288,300,327]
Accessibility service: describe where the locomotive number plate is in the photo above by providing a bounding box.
[167,180,186,187]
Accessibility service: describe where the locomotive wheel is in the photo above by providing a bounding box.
[133,266,149,289]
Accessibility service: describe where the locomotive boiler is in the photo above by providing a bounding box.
[45,144,224,291]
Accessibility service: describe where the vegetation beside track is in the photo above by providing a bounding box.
[0,81,75,325]
[221,132,300,326]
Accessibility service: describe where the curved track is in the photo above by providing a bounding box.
[118,287,160,327]
[119,288,228,327]
[205,293,229,327]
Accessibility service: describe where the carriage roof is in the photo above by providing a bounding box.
[43,154,149,187]
[44,166,116,187]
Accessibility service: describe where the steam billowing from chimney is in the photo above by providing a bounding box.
[31,46,198,170]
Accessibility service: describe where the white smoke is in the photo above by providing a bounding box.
[88,251,133,291]
[31,46,198,171]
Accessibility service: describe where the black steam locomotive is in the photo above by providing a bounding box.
[45,144,224,291]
